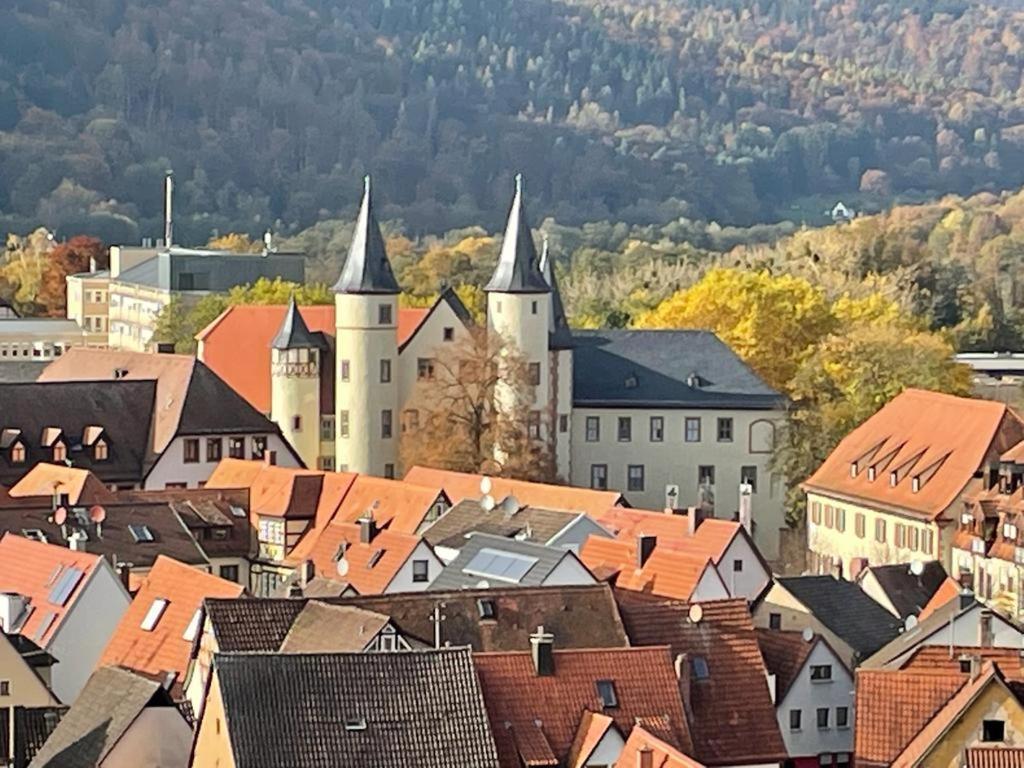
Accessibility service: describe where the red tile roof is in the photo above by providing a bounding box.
[566,711,616,768]
[967,748,1024,768]
[895,646,1024,680]
[404,466,623,518]
[613,591,786,766]
[618,724,706,768]
[298,522,426,595]
[205,459,354,519]
[917,577,962,621]
[804,390,1024,521]
[596,508,690,541]
[473,646,693,768]
[755,629,821,698]
[854,668,968,766]
[99,555,242,683]
[195,304,428,412]
[0,532,106,646]
[7,464,115,507]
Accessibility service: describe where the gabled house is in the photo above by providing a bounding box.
[753,576,903,667]
[857,561,954,621]
[617,724,707,768]
[29,666,192,768]
[757,629,854,767]
[36,348,302,489]
[613,590,787,767]
[473,633,694,768]
[855,662,1024,768]
[274,601,412,653]
[428,532,596,591]
[97,555,243,694]
[191,648,501,768]
[0,534,129,702]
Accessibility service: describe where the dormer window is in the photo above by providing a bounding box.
[94,439,109,462]
[850,462,858,478]
[1004,523,1019,541]
[9,442,25,465]
[52,441,67,463]
[867,467,876,481]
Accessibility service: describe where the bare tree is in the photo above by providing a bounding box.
[400,325,556,481]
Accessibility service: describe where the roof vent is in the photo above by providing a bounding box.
[344,718,368,732]
[625,374,639,389]
[686,373,704,388]
[113,367,129,379]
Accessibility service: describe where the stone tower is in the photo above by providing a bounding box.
[485,174,552,456]
[539,235,574,480]
[333,176,401,477]
[270,296,323,470]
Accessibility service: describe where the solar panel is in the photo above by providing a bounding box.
[462,547,539,583]
[48,567,84,606]
[129,524,155,543]
[34,612,56,642]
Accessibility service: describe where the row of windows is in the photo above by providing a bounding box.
[184,436,266,463]
[7,439,108,465]
[589,463,760,492]
[809,501,935,554]
[585,415,734,444]
[336,410,394,439]
[788,706,849,731]
[0,343,68,359]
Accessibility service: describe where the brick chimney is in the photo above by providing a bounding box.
[0,593,27,633]
[637,534,657,569]
[687,506,703,536]
[359,515,377,545]
[638,746,653,768]
[530,625,555,676]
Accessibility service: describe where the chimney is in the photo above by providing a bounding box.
[637,534,657,569]
[959,586,975,611]
[115,560,131,593]
[0,593,27,633]
[163,170,174,248]
[738,480,753,534]
[300,559,315,587]
[359,515,377,545]
[674,653,694,721]
[687,506,702,536]
[969,655,984,682]
[979,609,994,648]
[68,531,87,552]
[530,625,555,676]
[638,746,653,768]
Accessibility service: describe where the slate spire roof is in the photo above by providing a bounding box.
[485,173,550,294]
[332,175,400,295]
[540,235,574,349]
[270,295,322,350]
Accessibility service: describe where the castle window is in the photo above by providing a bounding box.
[617,417,632,442]
[292,416,302,432]
[320,416,335,440]
[340,360,350,382]
[403,409,420,432]
[228,437,245,459]
[717,418,733,442]
[585,417,600,442]
[380,359,392,383]
[590,464,608,490]
[527,411,541,440]
[531,300,538,315]
[378,304,392,325]
[339,411,350,439]
[627,465,645,492]
[207,438,222,462]
[528,363,541,386]
[559,414,568,433]
[417,358,436,381]
[443,327,454,342]
[251,436,267,460]
[650,417,664,442]
[381,410,393,439]
[384,463,395,479]
[183,439,199,464]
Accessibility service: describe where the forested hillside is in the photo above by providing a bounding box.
[6,0,1024,242]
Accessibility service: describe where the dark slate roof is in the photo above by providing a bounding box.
[428,532,586,591]
[270,296,322,350]
[332,176,400,295]
[539,237,573,350]
[777,576,904,660]
[0,362,49,383]
[177,362,286,437]
[571,329,784,408]
[485,174,549,294]
[0,380,155,486]
[1,706,66,768]
[864,561,949,620]
[213,648,501,768]
[421,499,582,550]
[205,583,629,653]
[29,666,177,768]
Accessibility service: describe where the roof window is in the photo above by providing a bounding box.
[141,598,168,631]
[596,679,618,709]
[692,656,710,680]
[477,598,497,620]
[129,524,155,543]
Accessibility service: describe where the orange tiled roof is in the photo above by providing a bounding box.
[804,389,1024,521]
[1002,440,1024,464]
[566,711,616,768]
[580,536,724,601]
[917,577,962,621]
[99,555,242,683]
[328,474,443,534]
[593,510,744,566]
[404,466,623,517]
[0,532,105,646]
[967,748,1024,768]
[7,464,115,507]
[195,304,428,413]
[205,459,352,519]
[301,522,424,594]
[854,668,968,766]
[898,647,1024,681]
[38,348,196,453]
[473,646,693,768]
[618,724,706,768]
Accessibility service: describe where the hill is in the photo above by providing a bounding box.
[6,0,1024,241]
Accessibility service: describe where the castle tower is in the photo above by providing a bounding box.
[540,236,574,480]
[270,296,323,469]
[486,174,552,456]
[333,175,401,477]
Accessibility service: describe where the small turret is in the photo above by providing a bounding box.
[270,297,323,469]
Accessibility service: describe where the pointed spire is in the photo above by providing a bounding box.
[332,175,401,295]
[539,235,574,350]
[485,173,550,294]
[271,295,320,350]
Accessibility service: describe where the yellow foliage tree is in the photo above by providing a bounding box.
[207,233,261,253]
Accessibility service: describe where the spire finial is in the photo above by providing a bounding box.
[363,174,371,196]
[514,172,523,196]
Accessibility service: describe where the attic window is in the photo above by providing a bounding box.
[52,442,67,463]
[477,598,497,620]
[182,609,202,642]
[344,718,368,732]
[141,599,169,631]
[596,679,618,709]
[911,477,920,493]
[21,529,47,543]
[691,656,710,680]
[129,524,155,543]
[94,440,109,462]
[10,443,25,464]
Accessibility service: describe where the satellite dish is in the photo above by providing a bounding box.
[904,615,918,631]
[801,627,814,642]
[909,560,924,577]
[476,579,490,588]
[53,507,67,526]
[89,505,106,524]
[481,495,496,512]
[336,559,350,578]
[687,604,703,624]
[480,476,492,496]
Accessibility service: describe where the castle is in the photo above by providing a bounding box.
[234,175,789,559]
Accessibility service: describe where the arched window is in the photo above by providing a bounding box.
[52,441,67,463]
[749,420,776,454]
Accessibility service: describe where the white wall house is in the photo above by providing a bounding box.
[143,432,300,490]
[382,540,446,593]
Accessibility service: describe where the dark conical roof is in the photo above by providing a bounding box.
[539,236,574,350]
[271,296,320,350]
[332,176,401,295]
[485,174,550,294]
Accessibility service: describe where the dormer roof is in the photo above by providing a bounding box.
[332,176,400,295]
[485,174,550,294]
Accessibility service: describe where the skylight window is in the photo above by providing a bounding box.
[21,529,47,544]
[141,598,169,631]
[367,549,385,568]
[596,679,618,709]
[129,524,155,543]
[229,505,247,518]
[182,609,202,642]
[692,656,710,680]
[34,612,55,642]
[462,548,539,583]
[47,567,84,606]
[344,717,368,732]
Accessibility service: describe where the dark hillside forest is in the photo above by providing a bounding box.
[6,0,1024,241]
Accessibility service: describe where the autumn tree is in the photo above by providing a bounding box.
[38,236,107,316]
[207,233,261,253]
[399,326,556,482]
